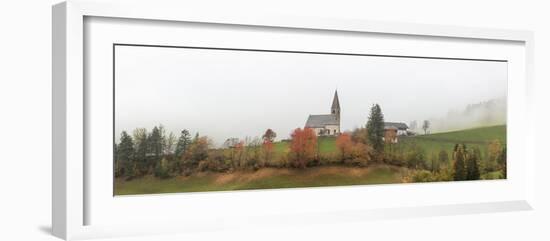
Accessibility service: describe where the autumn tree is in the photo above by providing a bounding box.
[262,129,277,142]
[336,132,353,161]
[349,142,372,166]
[351,127,368,144]
[366,104,385,153]
[453,144,467,181]
[289,128,317,168]
[183,135,210,167]
[487,139,502,172]
[422,120,430,134]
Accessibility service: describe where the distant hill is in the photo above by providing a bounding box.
[429,98,506,133]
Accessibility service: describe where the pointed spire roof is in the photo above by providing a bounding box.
[331,90,340,110]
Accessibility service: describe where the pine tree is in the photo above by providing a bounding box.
[148,126,164,160]
[133,128,149,175]
[366,104,385,153]
[466,147,481,180]
[117,131,135,177]
[453,144,467,181]
[175,129,191,158]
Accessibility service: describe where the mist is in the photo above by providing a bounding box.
[114,45,507,145]
[420,97,507,133]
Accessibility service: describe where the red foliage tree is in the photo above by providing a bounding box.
[289,128,317,168]
[336,132,353,161]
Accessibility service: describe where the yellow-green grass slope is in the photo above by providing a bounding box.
[115,165,403,195]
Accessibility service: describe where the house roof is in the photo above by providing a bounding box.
[384,122,408,130]
[305,114,339,128]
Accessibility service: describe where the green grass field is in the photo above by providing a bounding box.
[397,125,506,159]
[115,165,403,195]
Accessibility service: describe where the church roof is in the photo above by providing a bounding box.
[305,114,339,128]
[331,90,340,110]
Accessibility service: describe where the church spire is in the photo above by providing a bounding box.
[331,90,340,120]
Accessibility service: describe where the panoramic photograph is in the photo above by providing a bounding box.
[113,45,507,195]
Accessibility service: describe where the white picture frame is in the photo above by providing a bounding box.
[52,0,535,240]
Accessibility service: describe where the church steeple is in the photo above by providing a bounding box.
[331,90,340,120]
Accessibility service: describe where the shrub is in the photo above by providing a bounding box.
[412,170,435,182]
[197,160,209,172]
[344,157,369,167]
[406,143,426,169]
[154,158,171,179]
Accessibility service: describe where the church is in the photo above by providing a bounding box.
[304,90,341,136]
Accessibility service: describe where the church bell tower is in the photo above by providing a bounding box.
[331,90,340,121]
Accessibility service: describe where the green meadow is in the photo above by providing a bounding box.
[397,125,506,159]
[115,165,403,195]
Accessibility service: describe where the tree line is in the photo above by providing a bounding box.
[115,103,506,183]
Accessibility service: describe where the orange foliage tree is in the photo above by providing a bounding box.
[336,132,353,161]
[289,128,317,168]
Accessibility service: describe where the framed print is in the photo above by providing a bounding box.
[52,0,535,240]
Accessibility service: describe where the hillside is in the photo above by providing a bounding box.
[274,125,505,157]
[115,165,403,195]
[399,125,506,158]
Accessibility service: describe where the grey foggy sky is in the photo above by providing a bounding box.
[114,45,507,145]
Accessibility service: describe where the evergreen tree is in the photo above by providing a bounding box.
[453,144,467,181]
[133,128,149,175]
[117,131,135,177]
[148,126,164,160]
[466,147,481,180]
[366,104,385,153]
[175,129,191,158]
